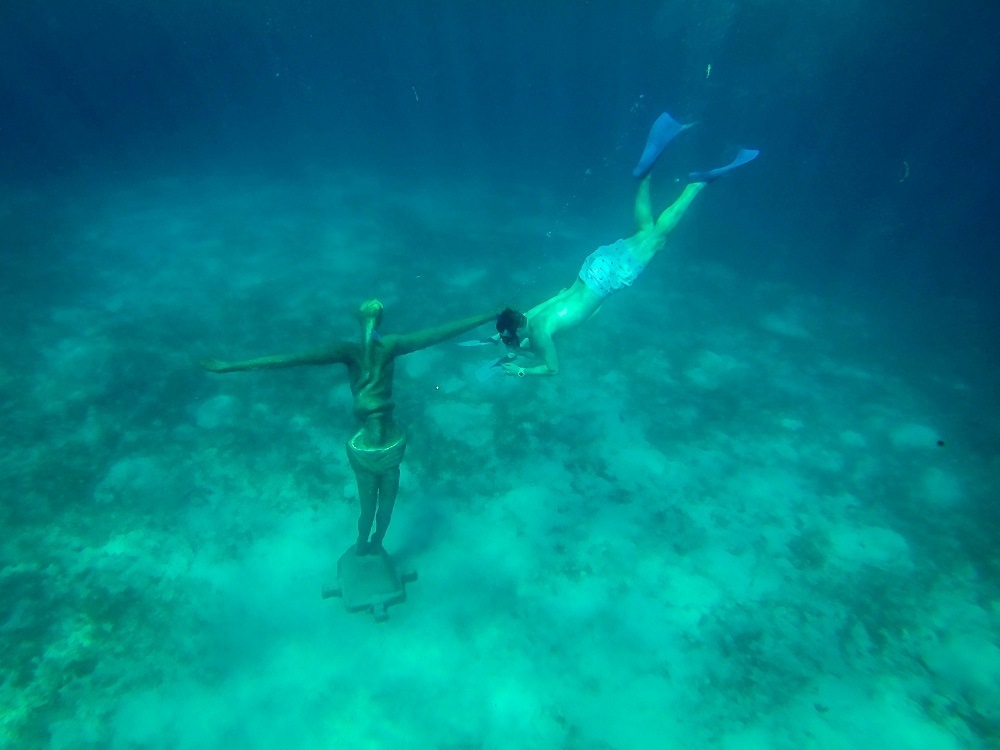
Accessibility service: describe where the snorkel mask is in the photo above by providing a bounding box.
[495,308,526,349]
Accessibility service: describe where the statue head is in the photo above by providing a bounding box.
[358,299,384,345]
[358,299,384,326]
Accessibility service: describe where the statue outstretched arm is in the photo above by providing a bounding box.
[200,343,352,373]
[388,310,496,356]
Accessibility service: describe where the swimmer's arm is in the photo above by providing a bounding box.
[506,332,558,376]
[389,310,496,356]
[200,344,352,373]
[513,363,556,376]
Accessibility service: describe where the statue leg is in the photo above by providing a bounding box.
[353,468,379,554]
[346,427,407,554]
[368,467,400,552]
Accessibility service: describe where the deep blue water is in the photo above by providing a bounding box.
[3,0,998,363]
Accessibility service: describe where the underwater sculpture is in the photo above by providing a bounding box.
[202,299,494,557]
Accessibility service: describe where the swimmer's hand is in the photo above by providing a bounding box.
[502,362,525,377]
[200,357,231,373]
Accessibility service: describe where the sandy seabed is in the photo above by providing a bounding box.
[1,168,997,749]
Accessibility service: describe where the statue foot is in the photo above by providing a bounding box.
[355,538,370,556]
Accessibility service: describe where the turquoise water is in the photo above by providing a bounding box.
[1,2,998,748]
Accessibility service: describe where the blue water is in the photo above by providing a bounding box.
[1,2,998,748]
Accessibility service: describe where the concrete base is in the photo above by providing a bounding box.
[322,544,417,622]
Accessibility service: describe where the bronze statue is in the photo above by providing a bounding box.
[202,299,494,554]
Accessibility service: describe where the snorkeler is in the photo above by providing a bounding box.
[202,300,495,554]
[495,112,758,377]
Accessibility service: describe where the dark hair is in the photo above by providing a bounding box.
[496,308,525,335]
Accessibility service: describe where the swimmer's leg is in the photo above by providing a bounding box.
[650,182,707,242]
[656,149,759,236]
[634,175,654,232]
[632,112,692,179]
[688,148,760,183]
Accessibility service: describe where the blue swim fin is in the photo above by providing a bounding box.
[688,148,760,183]
[632,112,692,179]
[475,356,506,383]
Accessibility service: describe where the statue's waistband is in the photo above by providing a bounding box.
[346,429,407,474]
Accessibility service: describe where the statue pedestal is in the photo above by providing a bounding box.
[322,545,417,622]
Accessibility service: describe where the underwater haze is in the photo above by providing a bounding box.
[1,1,999,748]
